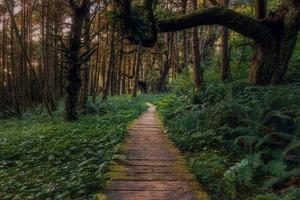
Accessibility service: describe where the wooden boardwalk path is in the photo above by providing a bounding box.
[97,104,208,200]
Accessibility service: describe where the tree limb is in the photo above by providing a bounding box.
[157,7,271,44]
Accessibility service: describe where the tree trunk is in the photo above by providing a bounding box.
[249,30,299,85]
[64,1,90,121]
[117,38,124,95]
[254,0,267,19]
[221,0,230,81]
[192,0,203,92]
[132,44,142,97]
[181,0,188,71]
[249,1,299,85]
[119,0,299,86]
[157,33,174,92]
[102,24,116,101]
[80,8,91,113]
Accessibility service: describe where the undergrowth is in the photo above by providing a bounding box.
[154,80,300,200]
[0,96,147,199]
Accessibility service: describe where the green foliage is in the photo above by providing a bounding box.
[187,150,233,200]
[285,33,300,83]
[106,10,120,27]
[0,96,147,199]
[169,67,195,95]
[252,188,300,200]
[127,6,151,42]
[155,81,300,200]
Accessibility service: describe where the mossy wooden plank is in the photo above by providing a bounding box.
[97,104,209,200]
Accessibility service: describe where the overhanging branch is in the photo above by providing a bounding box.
[157,7,271,44]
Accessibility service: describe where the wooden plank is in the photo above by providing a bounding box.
[107,181,193,191]
[111,165,174,173]
[98,104,207,200]
[118,160,175,166]
[103,191,198,200]
[107,172,194,181]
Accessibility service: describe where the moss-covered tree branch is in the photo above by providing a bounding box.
[157,7,272,44]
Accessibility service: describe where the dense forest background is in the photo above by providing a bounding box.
[0,0,299,199]
[0,0,298,119]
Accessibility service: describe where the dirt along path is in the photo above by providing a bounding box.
[96,103,209,200]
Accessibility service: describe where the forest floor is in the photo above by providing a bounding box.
[1,81,299,200]
[97,104,208,200]
[0,96,147,199]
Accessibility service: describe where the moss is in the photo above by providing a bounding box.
[108,161,128,173]
[94,193,107,200]
[97,103,210,200]
[156,110,209,199]
[106,172,132,180]
[195,191,211,200]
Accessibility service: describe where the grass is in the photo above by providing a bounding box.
[0,96,147,199]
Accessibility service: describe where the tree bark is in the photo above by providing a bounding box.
[249,0,299,84]
[157,7,271,44]
[80,6,91,112]
[102,24,116,101]
[5,0,52,116]
[254,0,267,19]
[192,0,203,92]
[133,44,142,97]
[157,33,174,92]
[64,0,90,121]
[221,0,230,81]
[119,0,300,85]
[181,0,189,71]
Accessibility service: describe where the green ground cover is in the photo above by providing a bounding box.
[0,96,147,199]
[153,82,300,200]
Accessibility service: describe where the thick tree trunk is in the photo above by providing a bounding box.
[157,33,174,92]
[249,30,299,85]
[249,2,300,85]
[159,2,299,85]
[249,43,279,85]
[119,0,299,85]
[64,1,90,121]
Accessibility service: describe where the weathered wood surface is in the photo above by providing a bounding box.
[97,104,209,200]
